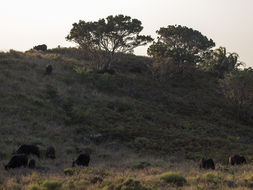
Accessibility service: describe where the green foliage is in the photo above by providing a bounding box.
[160,172,187,186]
[148,25,215,76]
[200,47,244,78]
[28,184,41,190]
[66,14,153,70]
[220,68,253,122]
[221,68,253,106]
[64,168,75,176]
[131,161,152,170]
[201,172,224,185]
[42,180,62,190]
[133,137,150,150]
[112,178,150,190]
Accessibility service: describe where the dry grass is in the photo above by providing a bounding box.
[0,151,253,190]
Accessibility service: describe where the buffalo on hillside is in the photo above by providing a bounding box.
[45,64,53,75]
[199,158,215,170]
[16,144,40,158]
[33,44,47,51]
[72,153,90,167]
[229,155,246,165]
[5,154,28,170]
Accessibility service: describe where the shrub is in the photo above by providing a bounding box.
[131,161,152,170]
[202,172,224,185]
[134,137,150,150]
[42,180,62,190]
[64,168,74,176]
[160,172,187,186]
[115,178,150,190]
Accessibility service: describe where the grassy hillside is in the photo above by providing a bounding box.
[0,48,253,162]
[0,48,253,189]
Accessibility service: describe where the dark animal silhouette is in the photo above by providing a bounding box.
[72,153,90,167]
[46,146,55,159]
[5,154,28,170]
[28,159,36,169]
[16,144,40,158]
[229,155,246,165]
[33,44,47,51]
[199,158,215,170]
[45,64,53,75]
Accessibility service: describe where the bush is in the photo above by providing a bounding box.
[64,168,74,176]
[160,172,187,186]
[134,137,150,150]
[42,180,62,190]
[116,178,150,190]
[131,161,152,170]
[202,172,224,185]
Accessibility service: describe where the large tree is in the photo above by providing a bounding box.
[66,15,153,70]
[147,25,215,75]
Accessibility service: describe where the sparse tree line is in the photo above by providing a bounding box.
[32,14,252,123]
[65,14,253,122]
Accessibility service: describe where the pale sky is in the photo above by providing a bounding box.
[0,0,253,67]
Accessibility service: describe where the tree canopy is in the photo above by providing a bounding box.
[147,25,215,64]
[201,47,244,78]
[66,15,153,70]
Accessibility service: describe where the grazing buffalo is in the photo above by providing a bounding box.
[46,146,56,159]
[199,158,215,170]
[72,153,90,167]
[33,44,47,51]
[28,159,36,169]
[16,144,40,158]
[229,155,246,165]
[5,154,28,170]
[45,64,53,75]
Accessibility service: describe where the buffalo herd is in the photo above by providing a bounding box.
[4,144,247,171]
[199,154,247,170]
[4,144,90,170]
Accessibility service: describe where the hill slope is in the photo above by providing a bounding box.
[0,48,252,163]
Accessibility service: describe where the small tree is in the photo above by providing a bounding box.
[148,25,215,76]
[66,15,153,70]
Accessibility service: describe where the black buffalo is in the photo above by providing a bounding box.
[5,154,28,170]
[28,159,36,169]
[46,146,55,159]
[45,64,53,75]
[33,44,47,51]
[16,144,40,158]
[199,158,215,170]
[229,155,246,165]
[72,153,90,167]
